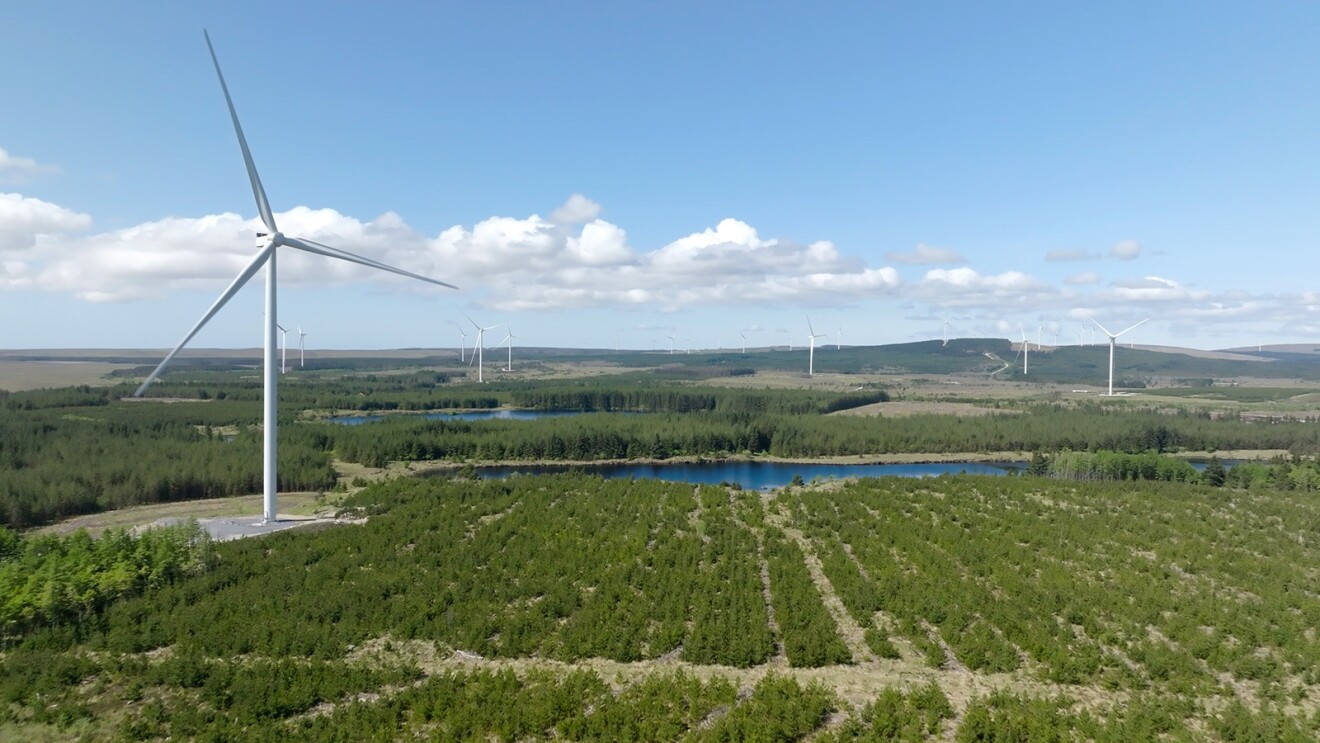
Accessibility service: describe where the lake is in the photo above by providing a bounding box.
[330,410,586,425]
[472,460,1027,490]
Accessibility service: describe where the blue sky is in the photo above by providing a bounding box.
[3,1,1319,352]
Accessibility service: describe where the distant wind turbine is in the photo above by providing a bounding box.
[501,327,518,371]
[740,332,747,354]
[134,32,457,524]
[1092,317,1148,396]
[836,326,842,351]
[275,323,287,373]
[298,327,307,368]
[1019,324,1030,375]
[666,335,676,355]
[942,316,952,347]
[466,314,499,383]
[807,316,827,376]
[454,321,468,363]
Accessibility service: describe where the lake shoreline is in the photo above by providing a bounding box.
[400,448,1285,474]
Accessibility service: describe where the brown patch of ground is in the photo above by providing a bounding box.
[0,361,133,391]
[342,636,1132,719]
[32,491,338,537]
[833,400,1018,418]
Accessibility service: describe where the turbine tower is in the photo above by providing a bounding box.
[942,316,951,347]
[666,335,676,355]
[298,327,306,368]
[275,323,287,373]
[807,316,827,376]
[1092,317,1148,396]
[501,327,518,371]
[1019,324,1029,375]
[740,332,747,354]
[454,321,468,363]
[465,314,499,383]
[134,32,457,524]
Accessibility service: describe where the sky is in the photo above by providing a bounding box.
[3,1,1319,352]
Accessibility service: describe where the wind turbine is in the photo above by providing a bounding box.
[807,316,827,376]
[274,323,288,373]
[133,32,457,524]
[1019,324,1030,375]
[298,327,306,368]
[740,332,747,354]
[942,316,952,346]
[501,327,518,371]
[1092,317,1148,396]
[454,321,468,363]
[836,326,842,351]
[465,314,499,382]
[666,335,676,355]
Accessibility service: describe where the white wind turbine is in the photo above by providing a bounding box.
[666,335,676,355]
[465,314,499,382]
[1019,324,1030,375]
[1091,317,1148,396]
[298,327,306,368]
[501,327,518,371]
[740,332,747,354]
[807,317,827,376]
[274,323,287,373]
[942,316,951,346]
[836,326,842,350]
[454,321,468,363]
[133,32,457,524]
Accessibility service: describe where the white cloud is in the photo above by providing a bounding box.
[0,192,91,251]
[1064,272,1100,285]
[1109,239,1141,260]
[1045,248,1096,262]
[8,195,908,311]
[913,267,1053,307]
[884,243,966,265]
[550,193,602,224]
[0,148,59,184]
[1103,275,1206,303]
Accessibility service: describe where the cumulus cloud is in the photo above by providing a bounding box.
[1064,272,1100,285]
[0,192,91,251]
[1045,248,1097,262]
[1104,275,1207,303]
[0,148,59,184]
[912,267,1053,307]
[550,193,602,224]
[884,243,966,265]
[3,195,912,310]
[1110,239,1141,260]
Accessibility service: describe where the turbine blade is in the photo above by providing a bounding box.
[134,244,275,396]
[1116,318,1149,337]
[807,316,815,336]
[1090,317,1114,337]
[283,236,458,290]
[204,30,278,234]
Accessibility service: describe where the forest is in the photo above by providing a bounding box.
[4,469,1320,739]
[5,360,1320,740]
[5,373,1320,530]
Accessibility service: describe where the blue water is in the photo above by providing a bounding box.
[330,409,585,425]
[473,460,1026,490]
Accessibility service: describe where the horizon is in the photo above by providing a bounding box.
[3,3,1320,352]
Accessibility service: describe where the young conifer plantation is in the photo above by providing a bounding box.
[3,369,1320,740]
